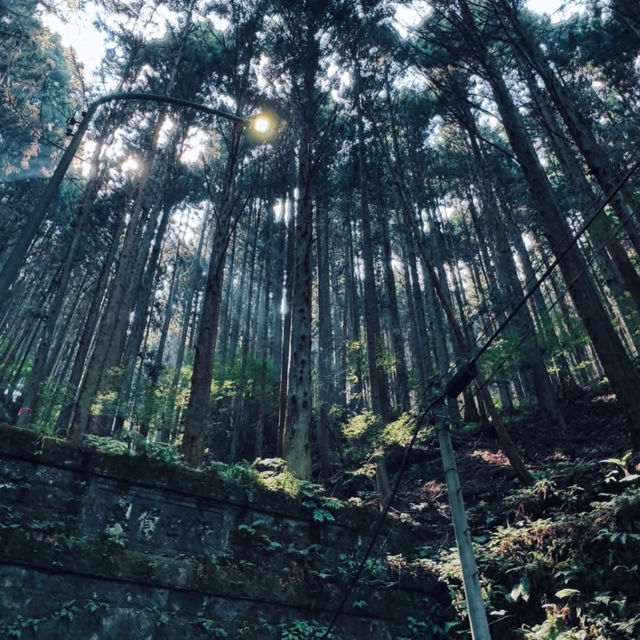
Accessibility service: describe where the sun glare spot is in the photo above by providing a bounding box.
[121,156,140,173]
[252,115,271,134]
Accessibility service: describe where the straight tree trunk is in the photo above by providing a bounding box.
[71,113,168,437]
[354,61,392,420]
[524,67,640,317]
[277,195,295,457]
[230,207,262,461]
[256,207,273,460]
[467,134,564,425]
[463,7,640,446]
[56,210,125,433]
[316,200,333,477]
[502,3,640,253]
[377,188,410,412]
[345,212,365,406]
[182,123,244,467]
[228,230,251,366]
[158,214,207,443]
[218,232,237,366]
[382,97,533,482]
[139,238,181,439]
[283,134,314,479]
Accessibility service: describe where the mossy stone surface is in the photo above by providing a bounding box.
[0,424,455,638]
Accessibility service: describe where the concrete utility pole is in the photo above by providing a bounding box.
[434,396,492,640]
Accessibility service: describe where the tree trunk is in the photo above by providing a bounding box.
[283,136,314,479]
[503,3,640,254]
[469,15,640,446]
[182,123,243,467]
[256,206,273,460]
[316,200,333,478]
[71,112,167,438]
[344,211,365,406]
[277,194,295,456]
[377,186,410,412]
[158,214,207,443]
[354,60,391,420]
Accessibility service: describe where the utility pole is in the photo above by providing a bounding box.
[434,393,492,640]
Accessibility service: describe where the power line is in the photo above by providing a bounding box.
[471,198,640,404]
[319,388,446,639]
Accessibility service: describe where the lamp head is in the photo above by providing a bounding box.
[251,114,272,134]
[246,109,281,143]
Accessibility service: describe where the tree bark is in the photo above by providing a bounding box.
[465,6,640,446]
[354,60,392,420]
[182,124,243,467]
[316,199,333,477]
[501,2,640,254]
[277,195,295,457]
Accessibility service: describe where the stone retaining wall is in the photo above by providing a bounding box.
[0,424,454,639]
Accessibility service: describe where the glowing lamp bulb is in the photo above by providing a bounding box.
[252,115,271,134]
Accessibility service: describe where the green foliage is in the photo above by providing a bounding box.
[0,3,79,194]
[58,601,78,621]
[85,435,129,455]
[342,409,380,440]
[522,612,584,640]
[211,460,262,486]
[84,599,106,614]
[278,620,330,639]
[85,432,183,464]
[198,618,228,637]
[131,435,183,464]
[91,365,131,418]
[105,523,127,547]
[210,355,280,409]
[378,413,416,447]
[510,575,531,603]
[419,451,640,639]
[477,326,528,380]
[6,615,42,638]
[340,409,383,464]
[237,519,265,535]
[2,599,109,637]
[555,588,581,600]
[286,543,322,558]
[261,467,311,496]
[311,507,335,522]
[601,450,640,485]
[31,379,75,436]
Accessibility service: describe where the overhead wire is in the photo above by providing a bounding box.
[319,388,446,639]
[470,197,640,403]
[319,208,635,632]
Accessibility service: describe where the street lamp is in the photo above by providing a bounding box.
[0,92,275,299]
[251,114,271,134]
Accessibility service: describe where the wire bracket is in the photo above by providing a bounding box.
[444,361,478,398]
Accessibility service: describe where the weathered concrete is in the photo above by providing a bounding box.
[0,424,455,638]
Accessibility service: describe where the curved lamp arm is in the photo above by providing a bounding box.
[0,93,252,298]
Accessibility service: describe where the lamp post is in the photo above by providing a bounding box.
[0,92,272,300]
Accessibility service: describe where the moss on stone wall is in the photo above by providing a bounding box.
[0,424,456,639]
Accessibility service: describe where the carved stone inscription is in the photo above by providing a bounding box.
[80,478,227,553]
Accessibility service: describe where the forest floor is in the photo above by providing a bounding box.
[328,390,640,640]
[26,390,638,638]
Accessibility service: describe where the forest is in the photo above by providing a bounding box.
[2,0,640,638]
